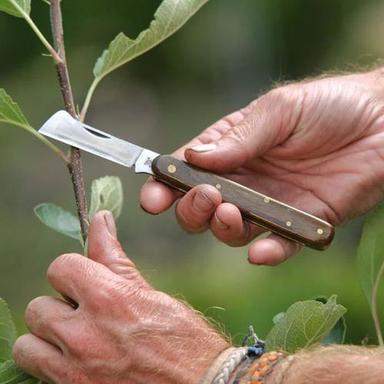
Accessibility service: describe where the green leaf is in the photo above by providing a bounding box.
[265,296,347,353]
[0,300,17,363]
[0,360,38,384]
[88,176,123,220]
[0,89,30,129]
[0,0,30,18]
[272,312,285,325]
[34,203,82,243]
[322,315,347,345]
[313,296,347,345]
[357,204,384,309]
[94,0,209,80]
[0,89,65,159]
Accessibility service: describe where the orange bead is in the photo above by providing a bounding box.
[257,362,268,370]
[259,365,269,376]
[251,371,260,379]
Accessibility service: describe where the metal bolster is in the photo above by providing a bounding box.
[134,150,159,175]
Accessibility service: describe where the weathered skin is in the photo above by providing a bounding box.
[13,211,229,384]
[12,214,384,384]
[13,69,384,384]
[140,69,384,265]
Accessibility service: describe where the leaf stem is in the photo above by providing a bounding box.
[23,124,69,162]
[371,261,384,345]
[0,119,68,162]
[9,0,62,64]
[80,77,100,121]
[49,0,89,241]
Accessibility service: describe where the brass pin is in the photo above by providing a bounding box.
[168,164,177,174]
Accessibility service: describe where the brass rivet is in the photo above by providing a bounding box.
[264,197,270,203]
[168,164,177,174]
[317,228,324,235]
[215,184,222,190]
[286,221,292,227]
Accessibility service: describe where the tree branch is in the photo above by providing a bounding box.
[49,0,89,241]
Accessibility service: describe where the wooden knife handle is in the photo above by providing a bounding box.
[151,155,334,250]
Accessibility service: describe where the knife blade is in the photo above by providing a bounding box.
[39,110,335,250]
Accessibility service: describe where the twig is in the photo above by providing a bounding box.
[80,77,99,121]
[49,0,89,241]
[9,0,62,64]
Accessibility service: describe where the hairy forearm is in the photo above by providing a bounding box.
[267,346,384,384]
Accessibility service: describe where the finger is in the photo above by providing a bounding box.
[185,89,300,173]
[210,203,265,246]
[176,110,248,157]
[140,110,248,214]
[140,177,180,214]
[176,185,222,233]
[13,333,65,383]
[47,252,120,303]
[87,211,150,288]
[25,296,75,347]
[248,234,302,266]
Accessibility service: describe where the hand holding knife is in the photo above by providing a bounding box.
[40,111,334,250]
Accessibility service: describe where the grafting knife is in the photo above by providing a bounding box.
[39,110,334,250]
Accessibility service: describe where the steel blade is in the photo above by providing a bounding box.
[39,111,159,174]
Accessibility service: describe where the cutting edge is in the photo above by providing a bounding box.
[39,110,159,174]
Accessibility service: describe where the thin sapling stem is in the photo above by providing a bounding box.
[49,0,89,241]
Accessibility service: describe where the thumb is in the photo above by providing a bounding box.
[87,210,148,286]
[184,88,298,173]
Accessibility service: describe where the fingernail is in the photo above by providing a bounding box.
[193,190,214,213]
[214,212,229,230]
[104,211,117,238]
[189,143,217,153]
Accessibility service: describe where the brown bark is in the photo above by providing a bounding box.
[49,0,89,241]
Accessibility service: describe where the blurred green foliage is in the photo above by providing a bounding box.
[1,0,384,345]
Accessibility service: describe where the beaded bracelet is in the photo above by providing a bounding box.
[208,327,268,384]
[235,351,287,384]
[211,347,249,384]
[200,326,288,384]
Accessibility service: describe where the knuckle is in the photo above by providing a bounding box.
[109,261,138,281]
[229,123,252,147]
[12,334,30,362]
[257,84,301,112]
[177,210,209,233]
[175,189,216,228]
[87,278,128,311]
[269,84,304,113]
[25,296,44,324]
[47,253,82,281]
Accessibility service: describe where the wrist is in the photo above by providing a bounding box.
[198,328,290,384]
[188,339,231,384]
[363,68,384,96]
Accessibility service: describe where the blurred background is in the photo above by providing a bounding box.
[0,0,384,345]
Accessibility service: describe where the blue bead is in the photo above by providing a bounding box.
[247,345,265,357]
